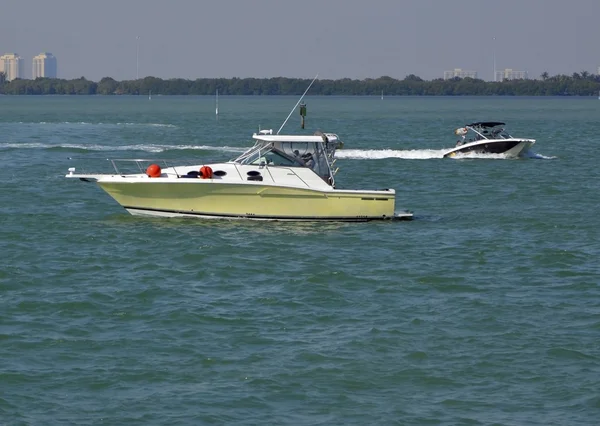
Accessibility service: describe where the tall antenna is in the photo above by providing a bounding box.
[277,73,318,134]
[216,88,219,119]
[136,35,140,80]
[493,36,496,82]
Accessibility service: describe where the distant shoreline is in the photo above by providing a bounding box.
[1,94,598,98]
[1,74,599,96]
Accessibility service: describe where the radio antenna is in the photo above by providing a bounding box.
[277,73,318,135]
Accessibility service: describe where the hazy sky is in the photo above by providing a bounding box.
[1,0,599,81]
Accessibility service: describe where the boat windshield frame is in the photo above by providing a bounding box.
[232,140,335,184]
[234,143,306,167]
[466,124,512,140]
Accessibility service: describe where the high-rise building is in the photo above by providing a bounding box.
[0,53,24,81]
[443,68,478,80]
[494,68,528,81]
[32,52,57,78]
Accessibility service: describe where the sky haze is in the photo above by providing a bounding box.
[1,0,599,81]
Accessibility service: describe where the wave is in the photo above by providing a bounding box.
[0,142,245,154]
[336,148,555,160]
[522,149,557,160]
[0,141,554,160]
[446,151,510,160]
[336,149,444,160]
[8,121,177,128]
[116,123,177,128]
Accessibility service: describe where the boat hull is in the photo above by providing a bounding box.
[97,180,398,221]
[444,139,535,158]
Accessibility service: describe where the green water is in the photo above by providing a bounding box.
[1,95,599,425]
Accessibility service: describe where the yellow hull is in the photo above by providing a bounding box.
[97,180,396,221]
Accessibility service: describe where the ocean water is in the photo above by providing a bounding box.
[1,95,599,425]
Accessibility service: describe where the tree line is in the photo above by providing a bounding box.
[1,72,600,96]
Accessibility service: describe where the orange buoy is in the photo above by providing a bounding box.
[199,165,213,179]
[146,163,161,178]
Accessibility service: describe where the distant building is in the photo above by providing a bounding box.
[32,52,58,78]
[0,53,24,81]
[597,66,600,76]
[443,68,478,80]
[494,68,528,81]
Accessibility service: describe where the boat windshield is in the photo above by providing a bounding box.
[238,145,305,167]
[470,125,512,140]
[490,128,511,139]
[234,141,334,183]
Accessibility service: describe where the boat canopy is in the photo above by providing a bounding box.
[457,122,512,141]
[252,132,343,147]
[233,133,338,184]
[466,121,505,128]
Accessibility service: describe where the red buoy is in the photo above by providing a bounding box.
[199,165,213,179]
[146,164,161,178]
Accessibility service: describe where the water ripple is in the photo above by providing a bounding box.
[1,96,599,425]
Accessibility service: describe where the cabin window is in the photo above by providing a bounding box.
[242,148,303,167]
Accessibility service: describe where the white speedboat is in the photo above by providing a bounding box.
[66,131,412,221]
[443,122,535,158]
